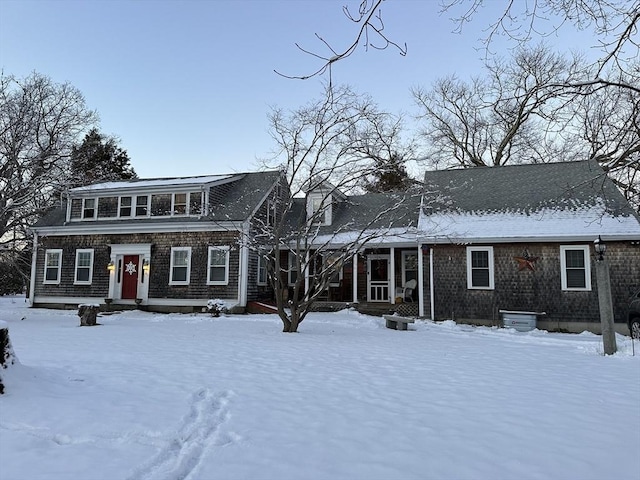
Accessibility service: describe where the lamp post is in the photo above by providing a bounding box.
[594,236,617,355]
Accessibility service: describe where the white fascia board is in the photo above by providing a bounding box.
[31,221,244,236]
[68,174,242,197]
[419,233,640,244]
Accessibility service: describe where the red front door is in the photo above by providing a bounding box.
[121,255,139,299]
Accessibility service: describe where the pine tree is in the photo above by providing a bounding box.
[362,153,415,193]
[70,129,137,187]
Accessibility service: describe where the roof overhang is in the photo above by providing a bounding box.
[31,220,244,236]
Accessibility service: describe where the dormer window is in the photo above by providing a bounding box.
[82,198,96,219]
[173,193,187,215]
[307,193,332,226]
[119,196,132,217]
[135,196,149,217]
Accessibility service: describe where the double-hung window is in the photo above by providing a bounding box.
[402,251,418,285]
[169,247,191,285]
[74,249,94,284]
[466,246,494,289]
[207,246,229,285]
[288,252,298,286]
[257,255,268,285]
[135,196,149,217]
[44,249,63,284]
[560,245,591,291]
[119,196,132,217]
[82,198,96,219]
[173,193,188,215]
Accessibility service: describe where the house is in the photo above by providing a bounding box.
[29,160,640,334]
[273,180,423,316]
[29,170,285,312]
[416,160,640,333]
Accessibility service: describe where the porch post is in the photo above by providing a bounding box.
[238,224,249,307]
[418,245,425,318]
[390,247,395,304]
[352,252,358,303]
[304,250,310,294]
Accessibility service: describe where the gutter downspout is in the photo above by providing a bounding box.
[29,232,38,306]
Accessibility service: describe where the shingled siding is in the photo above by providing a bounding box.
[146,231,240,300]
[425,242,639,326]
[34,230,243,301]
[34,235,112,298]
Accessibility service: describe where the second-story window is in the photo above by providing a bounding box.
[82,198,96,219]
[136,196,149,216]
[173,193,187,215]
[119,196,132,217]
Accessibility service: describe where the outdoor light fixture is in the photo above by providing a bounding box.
[594,235,606,261]
[143,258,150,272]
[107,261,115,272]
[421,244,430,255]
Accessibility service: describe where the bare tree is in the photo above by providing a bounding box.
[275,0,406,82]
[414,45,640,210]
[0,72,97,267]
[570,80,640,210]
[442,0,639,93]
[250,85,416,332]
[280,0,638,93]
[413,45,580,168]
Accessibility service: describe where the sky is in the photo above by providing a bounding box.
[1,296,638,480]
[0,0,599,179]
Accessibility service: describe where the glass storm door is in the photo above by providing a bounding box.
[121,255,139,299]
[367,255,390,302]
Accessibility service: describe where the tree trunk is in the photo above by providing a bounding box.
[78,304,99,326]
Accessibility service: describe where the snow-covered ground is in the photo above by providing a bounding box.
[1,295,638,480]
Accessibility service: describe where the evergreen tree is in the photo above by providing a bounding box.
[70,129,137,187]
[362,153,415,193]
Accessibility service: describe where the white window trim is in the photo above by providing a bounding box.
[169,247,192,285]
[207,246,230,285]
[43,249,63,285]
[118,196,133,218]
[324,252,342,287]
[135,195,150,217]
[74,249,94,285]
[401,250,418,286]
[172,192,189,216]
[288,252,298,286]
[257,255,268,286]
[306,193,332,226]
[466,246,495,290]
[81,198,97,220]
[560,245,592,291]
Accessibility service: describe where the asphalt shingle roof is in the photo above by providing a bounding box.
[33,170,282,228]
[422,159,636,218]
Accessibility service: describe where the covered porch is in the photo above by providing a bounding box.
[302,245,427,316]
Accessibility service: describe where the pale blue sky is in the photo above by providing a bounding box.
[0,0,596,178]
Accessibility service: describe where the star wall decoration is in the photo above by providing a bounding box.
[513,253,539,271]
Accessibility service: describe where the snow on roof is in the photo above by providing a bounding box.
[309,227,419,247]
[418,199,640,243]
[69,174,237,192]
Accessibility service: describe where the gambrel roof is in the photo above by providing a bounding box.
[418,160,640,243]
